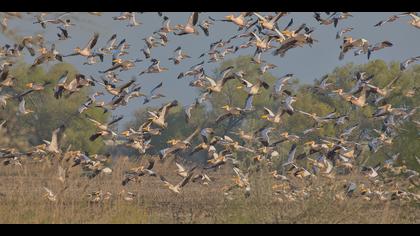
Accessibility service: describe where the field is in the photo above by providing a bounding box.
[0,156,418,224]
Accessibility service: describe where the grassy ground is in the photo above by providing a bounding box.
[0,157,418,224]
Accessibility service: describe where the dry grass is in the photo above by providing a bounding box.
[0,157,418,224]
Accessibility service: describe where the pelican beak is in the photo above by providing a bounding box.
[236,85,243,89]
[260,115,268,119]
[25,83,33,88]
[121,131,130,136]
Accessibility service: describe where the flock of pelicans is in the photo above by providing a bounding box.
[0,12,420,204]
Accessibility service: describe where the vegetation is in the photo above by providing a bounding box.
[0,158,418,224]
[128,57,420,170]
[0,62,109,154]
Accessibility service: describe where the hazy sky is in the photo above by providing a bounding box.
[1,12,419,126]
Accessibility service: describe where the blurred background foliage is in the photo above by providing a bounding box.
[0,61,109,154]
[127,56,419,170]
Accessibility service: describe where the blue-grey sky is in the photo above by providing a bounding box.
[1,12,419,127]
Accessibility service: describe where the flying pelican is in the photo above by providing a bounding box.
[174,12,199,35]
[64,32,100,58]
[159,168,196,194]
[236,77,270,95]
[159,128,199,159]
[87,115,123,141]
[168,46,191,65]
[146,100,178,129]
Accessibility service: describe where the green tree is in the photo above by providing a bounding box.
[127,57,419,170]
[0,61,109,154]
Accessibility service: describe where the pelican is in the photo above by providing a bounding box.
[339,36,369,60]
[99,59,135,74]
[407,12,420,29]
[33,12,73,29]
[400,56,420,71]
[271,74,293,99]
[236,78,270,95]
[30,43,63,68]
[42,125,65,154]
[251,32,275,52]
[57,26,70,40]
[168,46,191,65]
[146,100,178,129]
[159,168,195,194]
[159,128,199,159]
[279,132,300,142]
[199,19,214,37]
[87,115,123,141]
[336,27,354,39]
[259,63,277,74]
[18,36,37,56]
[17,98,33,115]
[189,128,217,156]
[43,187,57,202]
[261,107,284,124]
[122,159,156,186]
[1,15,8,32]
[222,12,251,30]
[127,12,141,27]
[255,126,276,147]
[140,82,165,104]
[349,86,369,107]
[138,59,168,76]
[174,12,199,35]
[297,110,337,125]
[232,167,251,197]
[157,16,176,33]
[176,162,193,178]
[282,144,298,167]
[198,68,233,94]
[374,14,400,27]
[273,32,316,57]
[97,78,135,97]
[215,104,244,124]
[283,91,297,115]
[53,70,69,99]
[64,32,100,58]
[253,12,288,31]
[367,41,393,59]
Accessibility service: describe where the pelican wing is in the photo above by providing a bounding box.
[187,12,199,27]
[85,32,99,50]
[177,170,195,188]
[263,107,275,117]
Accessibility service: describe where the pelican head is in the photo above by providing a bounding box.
[221,105,230,110]
[260,115,268,120]
[38,47,47,54]
[225,15,234,21]
[304,141,315,146]
[280,132,289,137]
[167,139,179,145]
[25,82,34,88]
[74,47,81,53]
[112,58,123,64]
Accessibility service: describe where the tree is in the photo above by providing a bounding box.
[0,61,109,154]
[126,57,419,170]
